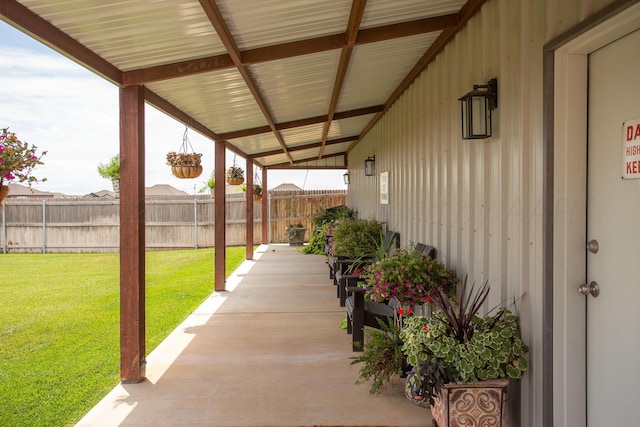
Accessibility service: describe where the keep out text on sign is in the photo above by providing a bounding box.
[623,117,640,179]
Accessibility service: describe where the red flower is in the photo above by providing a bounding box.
[407,307,413,314]
[397,308,404,315]
[422,325,429,332]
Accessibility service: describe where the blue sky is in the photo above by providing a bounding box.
[0,21,346,195]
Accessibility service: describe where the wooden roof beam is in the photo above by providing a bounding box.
[250,136,358,159]
[268,152,346,168]
[218,105,382,140]
[319,0,366,158]
[122,14,458,86]
[198,0,293,164]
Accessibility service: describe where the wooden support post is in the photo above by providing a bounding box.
[246,160,254,260]
[214,141,226,291]
[119,85,146,383]
[262,167,268,244]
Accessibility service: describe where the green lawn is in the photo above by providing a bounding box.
[0,248,246,427]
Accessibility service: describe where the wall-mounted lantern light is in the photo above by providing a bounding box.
[343,171,350,185]
[458,78,498,140]
[364,156,376,176]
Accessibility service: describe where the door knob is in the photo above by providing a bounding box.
[579,281,600,297]
[586,239,599,254]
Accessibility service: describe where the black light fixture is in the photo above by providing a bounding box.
[364,156,376,176]
[343,171,350,185]
[458,78,498,140]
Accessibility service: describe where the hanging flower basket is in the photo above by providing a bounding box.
[227,177,244,185]
[253,184,262,201]
[171,164,203,179]
[166,126,202,179]
[226,164,244,185]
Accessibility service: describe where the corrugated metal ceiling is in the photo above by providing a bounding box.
[2,0,484,169]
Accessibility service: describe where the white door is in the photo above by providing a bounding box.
[587,28,640,425]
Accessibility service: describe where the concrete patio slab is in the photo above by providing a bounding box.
[76,244,433,427]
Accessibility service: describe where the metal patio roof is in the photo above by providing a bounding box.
[1,0,484,170]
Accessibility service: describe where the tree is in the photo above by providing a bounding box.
[97,154,120,197]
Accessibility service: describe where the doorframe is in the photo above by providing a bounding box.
[543,1,640,425]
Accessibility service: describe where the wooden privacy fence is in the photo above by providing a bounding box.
[0,190,346,253]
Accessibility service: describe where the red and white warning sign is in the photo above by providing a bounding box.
[623,118,640,179]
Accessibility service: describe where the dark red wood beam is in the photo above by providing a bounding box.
[250,136,357,159]
[198,0,293,164]
[218,105,382,141]
[246,160,254,260]
[119,85,146,383]
[261,168,268,244]
[121,14,458,86]
[214,140,226,291]
[268,152,346,168]
[319,0,366,158]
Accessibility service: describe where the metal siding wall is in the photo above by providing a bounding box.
[348,0,616,425]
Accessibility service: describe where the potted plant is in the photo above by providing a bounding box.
[198,170,215,196]
[362,246,458,308]
[167,126,202,179]
[97,154,120,197]
[360,245,458,327]
[240,183,263,200]
[400,279,529,425]
[0,127,46,204]
[253,184,262,201]
[166,151,202,179]
[285,223,306,246]
[301,205,357,255]
[350,318,405,395]
[330,218,382,259]
[226,165,244,185]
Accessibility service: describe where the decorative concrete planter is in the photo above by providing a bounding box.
[286,227,306,246]
[431,378,508,427]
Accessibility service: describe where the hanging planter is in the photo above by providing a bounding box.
[253,184,263,201]
[166,126,202,179]
[226,158,244,185]
[252,171,263,200]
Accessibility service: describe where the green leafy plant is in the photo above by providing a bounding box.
[351,318,405,394]
[97,154,120,180]
[302,206,357,255]
[361,245,458,306]
[310,205,356,228]
[253,184,262,196]
[0,127,47,188]
[198,170,215,193]
[400,278,529,404]
[331,218,382,258]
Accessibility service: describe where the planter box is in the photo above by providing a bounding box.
[431,378,508,427]
[287,227,306,246]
